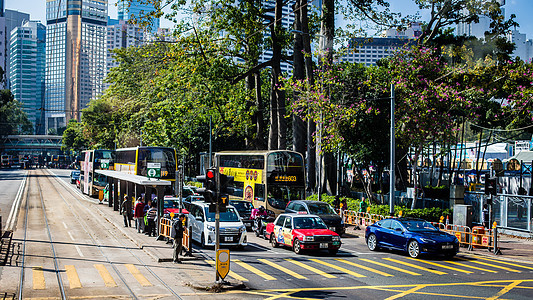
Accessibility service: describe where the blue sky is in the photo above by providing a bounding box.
[7,0,533,38]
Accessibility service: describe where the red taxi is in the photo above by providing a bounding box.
[163,196,189,216]
[265,213,341,255]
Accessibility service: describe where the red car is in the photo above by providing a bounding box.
[265,213,341,255]
[163,197,189,216]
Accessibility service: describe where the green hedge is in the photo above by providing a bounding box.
[305,194,452,223]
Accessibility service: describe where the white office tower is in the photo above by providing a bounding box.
[507,30,532,62]
[456,0,505,39]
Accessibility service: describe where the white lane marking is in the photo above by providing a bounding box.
[6,171,28,230]
[75,245,84,257]
[68,231,76,241]
[63,222,68,229]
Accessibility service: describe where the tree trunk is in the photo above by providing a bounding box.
[254,72,266,149]
[292,0,306,155]
[475,130,483,183]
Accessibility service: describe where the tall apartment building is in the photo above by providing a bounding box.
[9,21,46,134]
[507,30,532,62]
[45,0,107,132]
[0,9,30,88]
[106,18,145,81]
[118,0,159,34]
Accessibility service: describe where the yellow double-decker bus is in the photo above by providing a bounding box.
[215,150,305,216]
[115,146,177,181]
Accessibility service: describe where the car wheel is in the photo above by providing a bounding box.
[408,240,420,258]
[328,249,338,255]
[293,239,302,255]
[200,233,206,249]
[270,234,279,248]
[367,234,378,251]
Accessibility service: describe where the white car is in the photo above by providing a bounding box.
[187,202,247,249]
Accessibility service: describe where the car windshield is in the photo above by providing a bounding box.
[307,202,336,215]
[401,220,438,232]
[293,217,327,229]
[230,201,253,212]
[205,207,240,222]
[164,200,179,209]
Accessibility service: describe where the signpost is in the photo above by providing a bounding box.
[147,163,161,179]
[216,249,230,280]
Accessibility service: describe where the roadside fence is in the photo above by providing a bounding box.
[159,217,193,256]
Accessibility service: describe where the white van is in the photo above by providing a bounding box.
[187,202,248,249]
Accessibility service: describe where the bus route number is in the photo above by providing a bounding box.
[275,175,297,182]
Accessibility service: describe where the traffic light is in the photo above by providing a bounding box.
[218,194,229,213]
[484,175,497,196]
[196,168,217,203]
[219,174,234,195]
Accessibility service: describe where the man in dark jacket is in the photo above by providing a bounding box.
[172,214,186,263]
[121,195,131,227]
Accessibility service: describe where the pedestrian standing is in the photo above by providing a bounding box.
[172,214,186,263]
[146,203,158,237]
[482,204,490,229]
[134,197,145,233]
[121,195,131,227]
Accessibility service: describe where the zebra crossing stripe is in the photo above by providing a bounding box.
[125,264,153,286]
[233,259,277,280]
[94,264,117,287]
[285,259,336,278]
[258,259,307,280]
[310,259,366,278]
[335,259,394,277]
[32,266,46,290]
[65,265,82,289]
[382,258,447,275]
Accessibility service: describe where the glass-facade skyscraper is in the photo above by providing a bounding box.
[118,0,159,34]
[9,21,46,134]
[45,0,107,132]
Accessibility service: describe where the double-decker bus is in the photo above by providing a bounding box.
[115,147,177,182]
[1,155,11,168]
[80,149,114,196]
[215,150,305,216]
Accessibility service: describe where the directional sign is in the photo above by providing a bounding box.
[216,249,230,280]
[147,162,161,178]
[100,159,110,169]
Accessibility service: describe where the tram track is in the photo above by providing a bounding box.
[41,168,184,299]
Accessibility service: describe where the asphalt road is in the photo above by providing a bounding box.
[3,168,533,300]
[0,167,26,230]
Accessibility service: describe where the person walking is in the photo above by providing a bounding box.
[121,195,131,227]
[146,203,158,237]
[172,214,186,263]
[134,197,145,233]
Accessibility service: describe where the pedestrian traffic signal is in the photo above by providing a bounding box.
[219,174,234,195]
[219,194,229,213]
[484,175,497,196]
[196,168,217,203]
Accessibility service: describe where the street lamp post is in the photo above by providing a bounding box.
[390,84,395,216]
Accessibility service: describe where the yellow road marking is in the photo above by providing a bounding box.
[258,259,307,279]
[233,259,277,281]
[94,264,117,287]
[382,258,447,275]
[444,260,497,273]
[486,280,523,300]
[470,261,521,272]
[285,259,336,278]
[359,258,421,276]
[32,266,46,290]
[384,285,426,300]
[310,259,365,278]
[472,256,533,271]
[206,260,248,282]
[125,264,152,286]
[407,258,473,273]
[336,259,393,277]
[65,265,82,289]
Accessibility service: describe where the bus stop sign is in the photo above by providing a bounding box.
[100,159,110,169]
[216,249,230,280]
[147,163,161,178]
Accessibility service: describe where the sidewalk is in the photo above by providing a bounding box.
[91,200,244,292]
[346,224,533,263]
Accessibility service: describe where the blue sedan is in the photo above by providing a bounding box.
[365,218,459,258]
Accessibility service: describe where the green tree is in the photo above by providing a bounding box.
[62,119,89,153]
[0,89,33,136]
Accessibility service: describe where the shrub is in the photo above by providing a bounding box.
[367,205,452,223]
[305,194,361,211]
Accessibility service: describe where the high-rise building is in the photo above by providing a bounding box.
[9,21,46,134]
[507,30,532,62]
[456,0,506,39]
[106,18,145,84]
[45,0,107,132]
[118,0,159,34]
[1,9,30,88]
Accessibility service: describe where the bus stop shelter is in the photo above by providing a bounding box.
[95,170,171,233]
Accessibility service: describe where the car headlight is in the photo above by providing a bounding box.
[207,225,215,232]
[303,236,314,242]
[332,236,340,242]
[420,238,436,243]
[239,226,246,233]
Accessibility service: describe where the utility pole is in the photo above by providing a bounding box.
[215,155,221,282]
[390,84,395,216]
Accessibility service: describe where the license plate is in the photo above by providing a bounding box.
[333,241,340,246]
[328,227,335,231]
[225,237,233,242]
[442,244,453,249]
[320,243,328,249]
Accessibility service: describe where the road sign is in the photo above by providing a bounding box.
[100,159,110,169]
[147,163,161,178]
[216,249,230,280]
